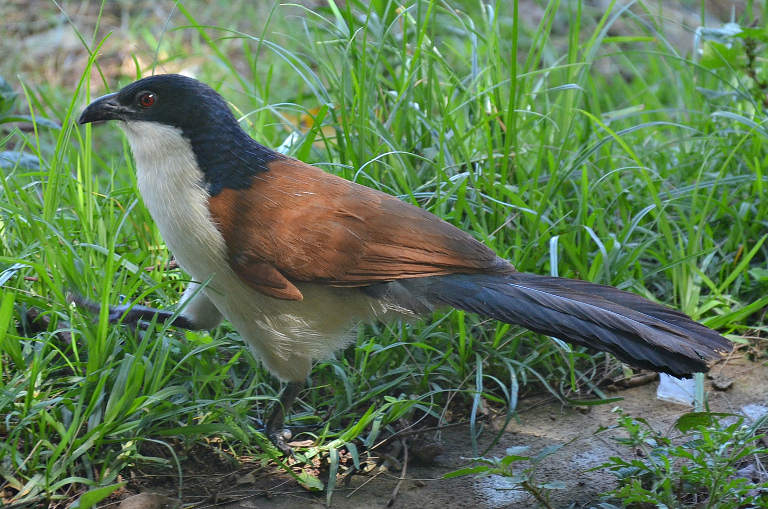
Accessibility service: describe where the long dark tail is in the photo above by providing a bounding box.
[411,273,730,377]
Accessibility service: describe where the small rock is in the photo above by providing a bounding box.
[118,493,181,509]
[742,404,768,422]
[411,437,444,464]
[708,373,734,391]
[236,472,257,485]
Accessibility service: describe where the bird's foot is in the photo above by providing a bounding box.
[266,426,295,457]
[255,419,320,456]
[259,380,308,456]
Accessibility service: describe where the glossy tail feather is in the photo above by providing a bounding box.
[414,273,730,377]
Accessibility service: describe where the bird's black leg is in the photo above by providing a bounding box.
[263,380,305,455]
[68,293,197,329]
[68,282,222,332]
[69,294,196,330]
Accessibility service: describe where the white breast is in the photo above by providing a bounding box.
[120,122,229,284]
[118,121,390,381]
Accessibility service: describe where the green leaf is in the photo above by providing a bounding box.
[500,454,530,466]
[0,75,17,116]
[154,422,250,445]
[444,465,490,479]
[539,481,567,490]
[703,295,768,330]
[1,115,60,128]
[326,446,339,507]
[531,443,565,464]
[717,234,767,294]
[673,412,735,433]
[346,441,361,470]
[296,471,323,491]
[0,151,41,170]
[70,483,127,509]
[748,267,768,281]
[296,103,329,162]
[0,292,23,368]
[505,445,531,456]
[699,41,742,70]
[736,26,768,43]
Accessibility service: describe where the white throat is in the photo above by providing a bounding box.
[118,121,229,286]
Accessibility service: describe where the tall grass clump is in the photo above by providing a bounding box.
[0,0,765,503]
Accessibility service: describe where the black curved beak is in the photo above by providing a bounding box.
[79,93,129,125]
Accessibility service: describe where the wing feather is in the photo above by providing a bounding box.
[207,158,513,299]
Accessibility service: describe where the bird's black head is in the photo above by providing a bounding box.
[79,74,278,194]
[79,74,236,133]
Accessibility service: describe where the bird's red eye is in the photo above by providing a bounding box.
[138,92,156,108]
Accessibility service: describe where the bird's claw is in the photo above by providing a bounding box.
[256,418,320,457]
[266,427,295,457]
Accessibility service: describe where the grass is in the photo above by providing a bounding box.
[595,409,768,508]
[1,0,767,505]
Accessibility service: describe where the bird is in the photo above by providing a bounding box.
[78,74,731,454]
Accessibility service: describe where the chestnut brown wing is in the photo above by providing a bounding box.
[207,158,514,300]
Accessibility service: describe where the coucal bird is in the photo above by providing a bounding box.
[78,74,731,453]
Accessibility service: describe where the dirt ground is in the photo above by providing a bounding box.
[111,353,768,509]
